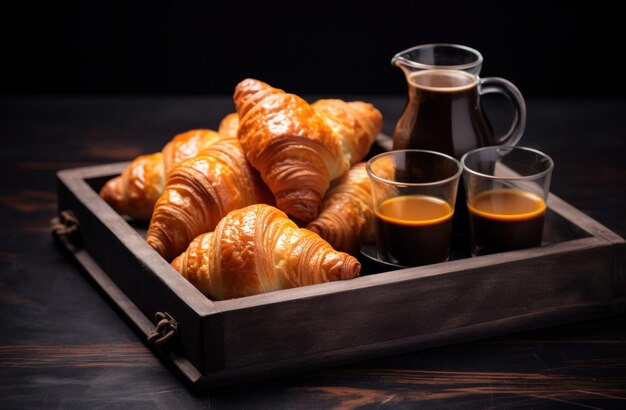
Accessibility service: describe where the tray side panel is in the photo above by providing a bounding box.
[548,193,624,243]
[218,238,619,370]
[56,167,223,373]
[54,235,204,387]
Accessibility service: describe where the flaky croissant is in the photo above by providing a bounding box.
[100,129,224,220]
[171,204,361,300]
[98,152,166,221]
[311,100,382,167]
[306,163,375,254]
[161,129,225,172]
[218,113,239,138]
[146,138,273,262]
[234,78,382,222]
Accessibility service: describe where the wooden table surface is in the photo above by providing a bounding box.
[1,96,625,409]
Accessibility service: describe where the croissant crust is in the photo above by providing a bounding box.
[99,153,165,221]
[171,204,360,300]
[146,138,273,261]
[307,163,375,254]
[100,129,225,220]
[234,78,382,222]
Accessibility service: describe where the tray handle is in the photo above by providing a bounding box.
[51,210,81,248]
[147,312,178,347]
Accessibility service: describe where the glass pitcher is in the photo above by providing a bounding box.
[391,43,526,159]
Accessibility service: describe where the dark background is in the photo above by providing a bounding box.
[2,1,623,97]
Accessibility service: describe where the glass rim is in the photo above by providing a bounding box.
[366,149,463,187]
[391,43,484,71]
[460,145,554,181]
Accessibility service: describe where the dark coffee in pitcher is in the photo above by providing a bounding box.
[393,69,493,242]
[391,45,526,249]
[392,69,493,157]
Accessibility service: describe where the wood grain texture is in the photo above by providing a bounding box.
[208,318,626,408]
[0,344,156,368]
[1,96,625,408]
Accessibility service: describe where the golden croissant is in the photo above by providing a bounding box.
[171,204,361,300]
[100,129,225,220]
[311,99,382,167]
[217,113,239,138]
[234,78,382,222]
[306,163,375,254]
[146,138,273,262]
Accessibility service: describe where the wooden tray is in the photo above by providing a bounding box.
[53,144,626,391]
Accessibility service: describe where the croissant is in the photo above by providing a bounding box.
[306,163,375,254]
[171,204,361,300]
[146,138,273,262]
[311,99,382,166]
[161,129,225,172]
[98,152,166,221]
[218,113,239,138]
[100,129,224,220]
[234,78,382,222]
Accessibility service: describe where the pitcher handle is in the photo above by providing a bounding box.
[479,77,526,146]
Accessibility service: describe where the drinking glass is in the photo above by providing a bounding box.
[461,146,554,256]
[366,149,462,266]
